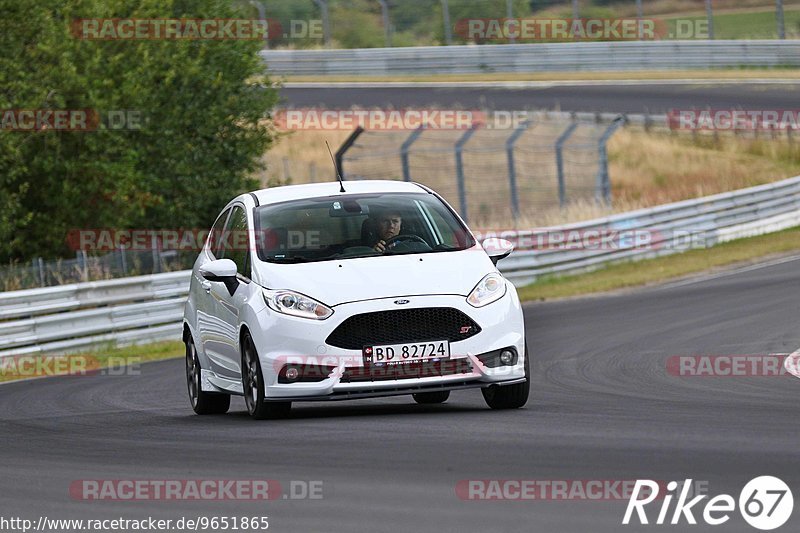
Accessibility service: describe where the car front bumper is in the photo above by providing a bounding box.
[246,288,526,401]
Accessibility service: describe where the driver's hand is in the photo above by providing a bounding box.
[373,240,386,253]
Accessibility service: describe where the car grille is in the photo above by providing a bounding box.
[325,307,481,350]
[340,359,473,383]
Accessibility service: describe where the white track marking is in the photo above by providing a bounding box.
[785,349,800,379]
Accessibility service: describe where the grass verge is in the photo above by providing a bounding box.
[517,226,800,302]
[0,340,184,384]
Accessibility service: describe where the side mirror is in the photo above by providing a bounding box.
[200,259,237,281]
[482,238,514,265]
[199,259,239,295]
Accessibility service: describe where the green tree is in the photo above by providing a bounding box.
[0,0,278,261]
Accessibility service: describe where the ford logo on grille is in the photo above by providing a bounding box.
[393,299,410,305]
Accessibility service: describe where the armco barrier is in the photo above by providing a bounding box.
[2,174,800,356]
[261,41,800,75]
[0,271,190,357]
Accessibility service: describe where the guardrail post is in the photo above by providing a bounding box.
[777,0,786,40]
[400,126,425,182]
[555,122,579,207]
[596,116,625,204]
[335,126,365,180]
[455,123,480,223]
[505,120,532,221]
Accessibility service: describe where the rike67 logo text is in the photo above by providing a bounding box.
[623,477,793,530]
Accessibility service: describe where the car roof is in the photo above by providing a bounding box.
[249,180,429,206]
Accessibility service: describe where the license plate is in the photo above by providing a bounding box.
[363,340,450,365]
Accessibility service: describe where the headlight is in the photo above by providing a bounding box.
[263,289,333,320]
[467,273,506,308]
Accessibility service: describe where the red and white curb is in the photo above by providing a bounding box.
[784,349,800,379]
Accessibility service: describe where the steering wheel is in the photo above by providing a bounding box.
[384,234,428,248]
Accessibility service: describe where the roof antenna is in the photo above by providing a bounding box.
[326,140,346,193]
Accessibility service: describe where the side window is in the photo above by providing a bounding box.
[224,205,250,277]
[208,208,230,259]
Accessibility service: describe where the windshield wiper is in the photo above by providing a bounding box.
[267,255,309,263]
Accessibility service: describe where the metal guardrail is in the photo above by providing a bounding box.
[2,174,800,356]
[493,175,800,285]
[0,272,190,357]
[261,41,800,75]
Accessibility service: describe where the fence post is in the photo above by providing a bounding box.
[777,0,785,40]
[705,0,715,40]
[80,250,89,282]
[313,0,331,48]
[377,0,392,47]
[151,234,161,274]
[34,257,45,287]
[119,245,128,276]
[596,116,625,205]
[441,0,453,45]
[400,126,425,182]
[282,157,291,182]
[454,123,480,223]
[505,120,532,221]
[555,122,579,207]
[309,162,317,183]
[335,126,365,180]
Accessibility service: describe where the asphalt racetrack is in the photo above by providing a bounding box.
[280,81,800,115]
[1,255,798,532]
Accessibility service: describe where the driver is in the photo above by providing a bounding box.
[371,210,403,253]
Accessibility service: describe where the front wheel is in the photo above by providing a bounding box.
[481,346,530,410]
[185,336,230,415]
[242,332,291,420]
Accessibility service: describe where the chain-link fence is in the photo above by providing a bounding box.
[0,249,196,292]
[338,114,624,227]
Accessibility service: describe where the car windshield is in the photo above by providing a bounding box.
[254,192,475,263]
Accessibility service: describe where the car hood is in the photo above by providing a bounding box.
[254,247,495,307]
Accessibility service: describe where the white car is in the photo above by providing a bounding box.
[182,180,528,419]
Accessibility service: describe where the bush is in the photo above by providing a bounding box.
[0,0,278,262]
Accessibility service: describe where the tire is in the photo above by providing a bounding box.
[241,331,291,420]
[185,336,230,415]
[412,391,450,404]
[481,345,530,410]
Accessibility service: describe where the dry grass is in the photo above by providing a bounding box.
[263,124,800,229]
[260,129,352,185]
[608,129,800,206]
